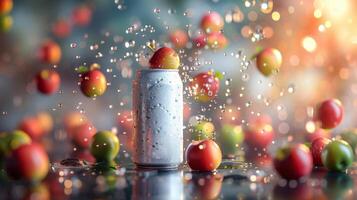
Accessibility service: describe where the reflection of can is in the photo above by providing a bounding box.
[133,69,183,169]
[132,170,184,200]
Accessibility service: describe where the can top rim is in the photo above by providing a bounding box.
[138,68,179,72]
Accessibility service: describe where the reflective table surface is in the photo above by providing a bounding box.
[1,156,357,200]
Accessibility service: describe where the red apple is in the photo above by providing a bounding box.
[70,122,96,149]
[149,47,180,69]
[5,143,49,181]
[38,40,62,64]
[72,5,92,26]
[244,115,274,149]
[79,69,107,98]
[52,19,71,38]
[256,48,282,76]
[186,139,222,171]
[192,34,207,48]
[36,112,54,134]
[64,112,88,134]
[316,99,343,129]
[183,102,191,121]
[200,11,224,33]
[306,128,330,143]
[190,72,220,103]
[36,69,61,95]
[0,0,12,15]
[169,29,188,49]
[206,32,228,50]
[18,117,45,140]
[274,144,313,180]
[311,137,331,167]
[117,110,134,153]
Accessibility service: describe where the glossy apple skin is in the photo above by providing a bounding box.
[36,69,61,95]
[191,121,215,141]
[18,117,45,140]
[218,124,244,157]
[192,34,206,48]
[90,131,120,162]
[72,5,92,26]
[80,69,107,97]
[190,172,223,200]
[256,48,282,76]
[306,128,330,143]
[340,129,357,154]
[322,140,354,172]
[169,29,188,48]
[273,144,313,180]
[149,47,180,69]
[316,99,343,129]
[311,137,331,167]
[200,11,224,33]
[52,19,71,38]
[3,130,32,155]
[186,139,222,171]
[0,0,12,15]
[39,40,62,64]
[190,72,220,102]
[244,116,274,149]
[0,15,12,32]
[71,122,97,149]
[206,32,228,50]
[5,143,49,182]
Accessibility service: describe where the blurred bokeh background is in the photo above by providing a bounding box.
[1,0,357,156]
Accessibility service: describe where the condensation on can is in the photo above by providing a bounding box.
[133,69,183,169]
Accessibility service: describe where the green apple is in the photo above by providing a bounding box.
[218,124,244,157]
[322,140,354,172]
[90,131,120,162]
[191,121,215,141]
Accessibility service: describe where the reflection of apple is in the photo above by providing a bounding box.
[273,182,313,200]
[190,172,223,200]
[218,124,244,157]
[22,183,50,200]
[323,172,354,200]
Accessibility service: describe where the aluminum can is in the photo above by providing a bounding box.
[133,69,183,169]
